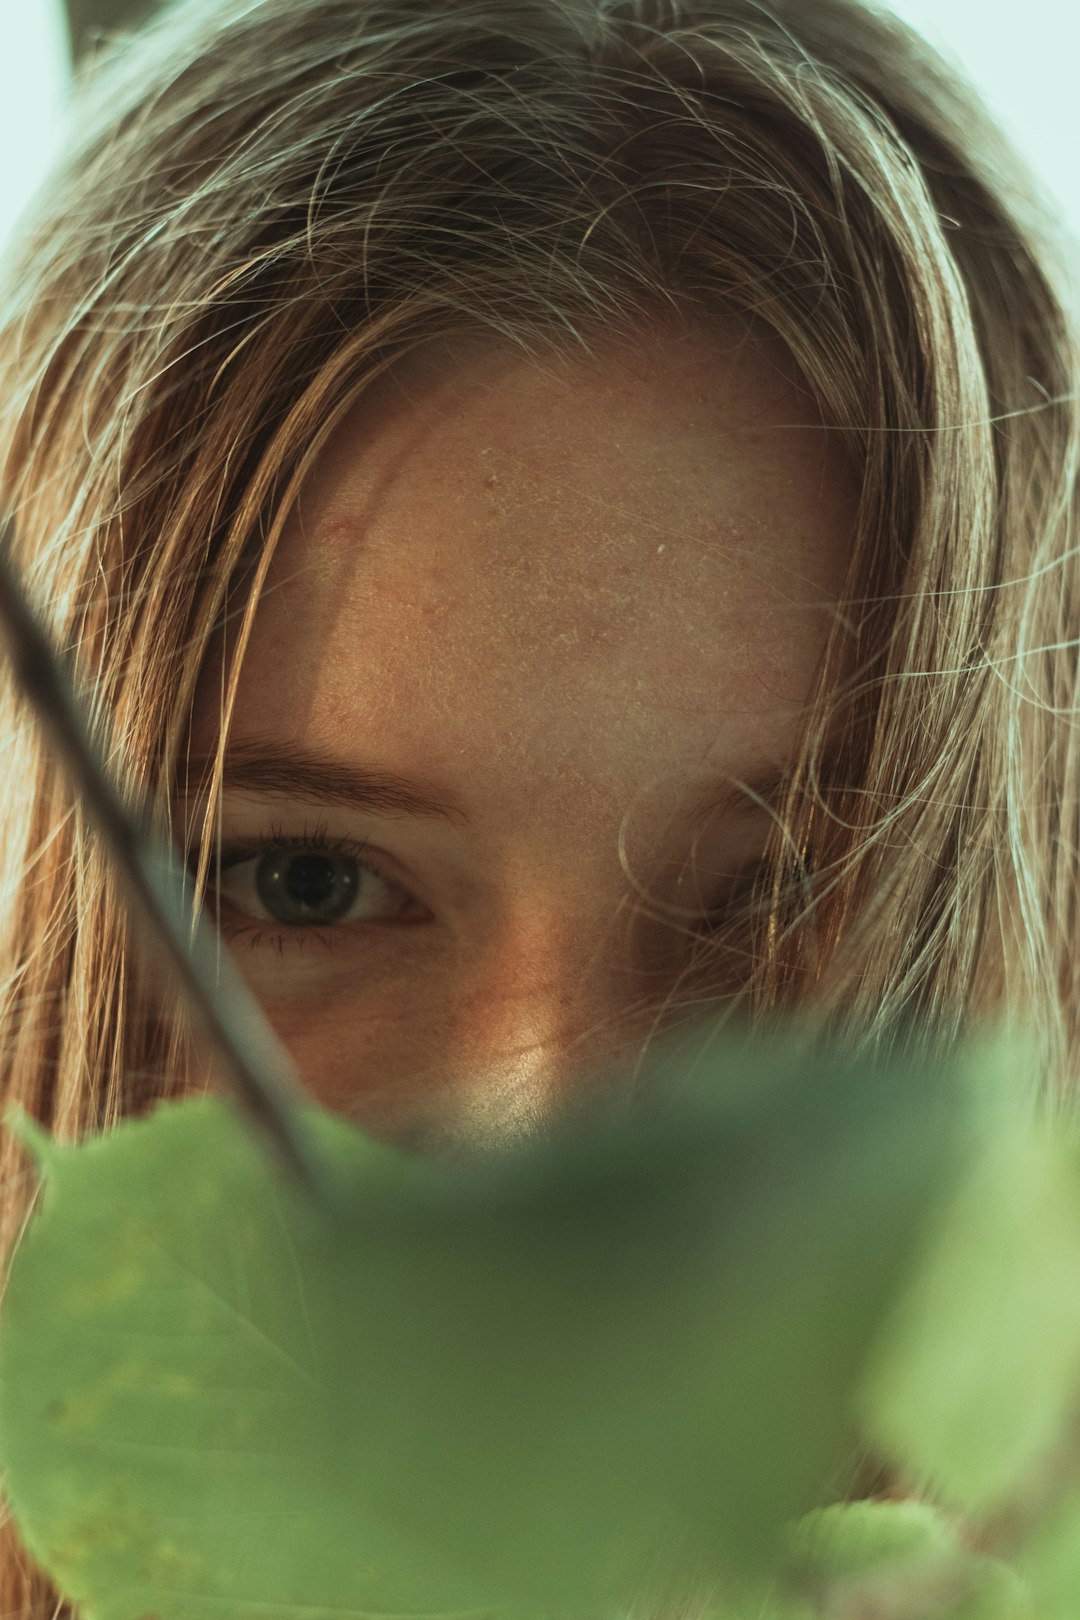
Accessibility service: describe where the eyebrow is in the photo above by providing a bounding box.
[178,741,791,832]
[179,740,472,826]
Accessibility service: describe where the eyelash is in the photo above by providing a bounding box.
[190,817,413,954]
[188,819,774,957]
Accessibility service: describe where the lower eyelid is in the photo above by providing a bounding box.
[192,835,772,950]
[215,921,339,955]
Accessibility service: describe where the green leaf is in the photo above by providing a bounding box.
[855,1034,1080,1512]
[786,1496,960,1581]
[0,1022,991,1619]
[1014,1483,1080,1620]
[786,1500,1036,1619]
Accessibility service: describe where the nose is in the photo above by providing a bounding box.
[423,905,712,1155]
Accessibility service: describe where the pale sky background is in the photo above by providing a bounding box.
[1,0,1077,269]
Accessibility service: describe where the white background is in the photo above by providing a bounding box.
[1,0,1078,267]
[0,0,70,254]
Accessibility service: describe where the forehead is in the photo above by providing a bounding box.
[198,321,857,826]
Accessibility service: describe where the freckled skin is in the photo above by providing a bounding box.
[184,321,858,1153]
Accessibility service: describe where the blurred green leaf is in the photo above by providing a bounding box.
[787,1495,959,1580]
[855,1035,1080,1513]
[1015,1482,1080,1620]
[786,1499,1036,1619]
[0,1020,1054,1620]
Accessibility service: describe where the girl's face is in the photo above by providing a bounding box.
[180,322,858,1153]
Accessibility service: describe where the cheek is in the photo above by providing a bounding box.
[257,972,445,1116]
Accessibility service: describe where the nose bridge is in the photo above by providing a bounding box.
[439,909,692,1144]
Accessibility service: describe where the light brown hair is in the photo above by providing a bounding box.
[1,0,1077,1611]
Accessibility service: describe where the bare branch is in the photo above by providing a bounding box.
[0,513,333,1209]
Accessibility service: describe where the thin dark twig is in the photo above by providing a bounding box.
[0,513,332,1209]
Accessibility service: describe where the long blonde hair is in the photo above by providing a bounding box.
[2,0,1078,1611]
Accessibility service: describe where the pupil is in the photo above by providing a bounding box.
[255,851,359,925]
